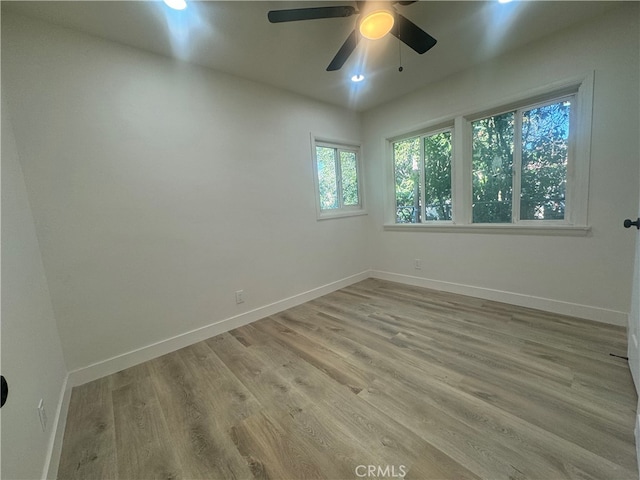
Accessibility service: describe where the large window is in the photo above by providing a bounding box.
[520,99,571,221]
[313,139,364,219]
[387,75,592,234]
[394,128,453,223]
[472,97,572,223]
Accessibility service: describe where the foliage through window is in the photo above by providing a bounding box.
[472,112,514,223]
[313,140,363,219]
[520,100,570,221]
[472,97,572,223]
[388,80,589,232]
[394,129,453,223]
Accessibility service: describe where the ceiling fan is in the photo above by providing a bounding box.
[267,1,437,72]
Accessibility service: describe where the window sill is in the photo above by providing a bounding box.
[318,210,368,221]
[383,223,591,236]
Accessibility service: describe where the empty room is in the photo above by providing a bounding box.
[2,1,640,479]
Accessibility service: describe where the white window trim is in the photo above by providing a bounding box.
[311,135,366,220]
[384,72,594,236]
[391,124,455,224]
[466,93,576,226]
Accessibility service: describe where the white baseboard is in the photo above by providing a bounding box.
[636,410,640,476]
[50,268,629,479]
[67,268,627,388]
[67,271,370,387]
[42,374,71,480]
[370,270,628,327]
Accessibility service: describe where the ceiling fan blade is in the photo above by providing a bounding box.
[326,30,358,71]
[268,6,356,23]
[391,13,437,54]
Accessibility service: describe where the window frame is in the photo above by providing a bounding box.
[468,94,576,226]
[391,125,455,225]
[384,72,594,236]
[311,136,366,220]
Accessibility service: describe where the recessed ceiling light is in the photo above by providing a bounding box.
[164,0,187,11]
[498,0,513,3]
[351,74,365,83]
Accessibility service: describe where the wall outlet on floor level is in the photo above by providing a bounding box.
[414,259,422,270]
[37,398,47,432]
[235,290,245,304]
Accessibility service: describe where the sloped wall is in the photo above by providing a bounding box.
[1,99,67,479]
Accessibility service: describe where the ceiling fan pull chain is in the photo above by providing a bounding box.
[398,29,403,72]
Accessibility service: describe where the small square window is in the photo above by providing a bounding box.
[312,138,365,219]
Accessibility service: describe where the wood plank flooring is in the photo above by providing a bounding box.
[57,279,639,479]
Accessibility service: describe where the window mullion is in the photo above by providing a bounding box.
[334,148,343,209]
[512,111,523,224]
[454,116,469,224]
[419,136,426,223]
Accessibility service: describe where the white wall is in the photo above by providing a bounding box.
[363,3,640,323]
[1,99,68,478]
[1,13,368,373]
[2,5,639,478]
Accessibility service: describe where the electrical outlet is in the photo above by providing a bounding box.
[235,290,245,304]
[37,399,47,432]
[414,259,422,270]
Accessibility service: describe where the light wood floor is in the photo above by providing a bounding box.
[57,279,639,480]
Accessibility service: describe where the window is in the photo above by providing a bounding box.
[312,138,364,219]
[520,99,571,221]
[393,128,453,223]
[471,97,572,224]
[472,111,514,223]
[386,74,592,235]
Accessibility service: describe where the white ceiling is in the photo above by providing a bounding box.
[2,1,621,111]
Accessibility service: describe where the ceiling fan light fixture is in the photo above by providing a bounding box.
[351,74,365,82]
[164,0,187,11]
[359,10,395,40]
